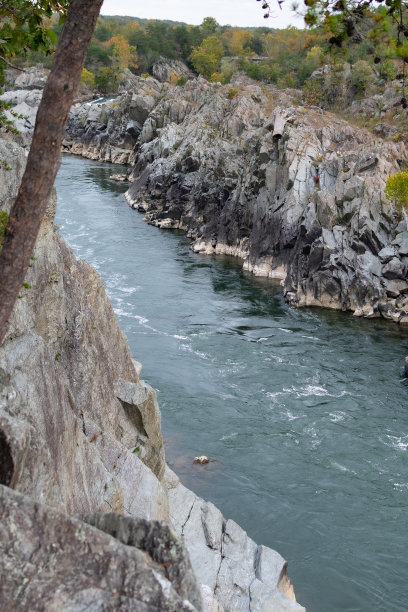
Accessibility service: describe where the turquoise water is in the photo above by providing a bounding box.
[56,155,408,612]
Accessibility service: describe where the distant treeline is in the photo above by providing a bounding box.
[19,13,402,96]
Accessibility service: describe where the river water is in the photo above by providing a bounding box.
[55,155,408,612]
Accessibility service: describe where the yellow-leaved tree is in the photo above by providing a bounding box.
[108,35,138,73]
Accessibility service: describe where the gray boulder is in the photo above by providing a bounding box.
[0,485,201,611]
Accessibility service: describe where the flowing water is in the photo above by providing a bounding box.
[55,154,408,612]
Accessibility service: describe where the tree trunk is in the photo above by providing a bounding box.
[0,0,103,344]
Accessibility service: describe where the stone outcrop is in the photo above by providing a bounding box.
[151,56,194,82]
[1,88,43,135]
[5,64,50,90]
[59,73,408,323]
[165,467,303,612]
[0,140,304,610]
[0,485,201,611]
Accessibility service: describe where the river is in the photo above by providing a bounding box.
[55,154,408,612]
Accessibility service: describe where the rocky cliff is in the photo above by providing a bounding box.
[0,138,304,611]
[60,73,408,325]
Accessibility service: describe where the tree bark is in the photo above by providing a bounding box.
[0,0,103,344]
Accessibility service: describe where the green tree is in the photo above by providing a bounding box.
[200,17,219,38]
[349,59,373,96]
[0,0,69,83]
[190,35,223,78]
[80,67,95,89]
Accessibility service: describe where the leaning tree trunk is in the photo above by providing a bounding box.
[0,0,103,344]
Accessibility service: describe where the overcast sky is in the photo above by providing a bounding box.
[101,0,304,29]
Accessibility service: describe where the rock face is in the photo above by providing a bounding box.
[5,64,50,90]
[0,140,303,611]
[0,143,168,520]
[61,73,408,324]
[0,485,201,611]
[1,88,43,135]
[165,468,304,612]
[151,56,194,82]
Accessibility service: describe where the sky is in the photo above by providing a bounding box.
[100,0,305,29]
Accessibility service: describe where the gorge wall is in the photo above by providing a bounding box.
[0,138,304,611]
[60,73,408,325]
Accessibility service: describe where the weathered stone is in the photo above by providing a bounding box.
[378,246,396,263]
[81,512,202,609]
[166,469,303,611]
[385,279,408,298]
[0,486,201,612]
[382,257,406,280]
[152,57,194,82]
[116,379,166,480]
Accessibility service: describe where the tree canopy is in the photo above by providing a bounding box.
[0,1,69,83]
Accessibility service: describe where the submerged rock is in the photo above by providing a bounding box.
[194,455,210,464]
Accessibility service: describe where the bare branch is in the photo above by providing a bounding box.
[0,56,27,72]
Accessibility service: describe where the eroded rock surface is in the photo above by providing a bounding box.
[62,73,408,323]
[152,56,194,82]
[166,467,305,612]
[0,485,201,611]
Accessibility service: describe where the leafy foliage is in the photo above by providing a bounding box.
[0,0,69,130]
[385,171,408,213]
[0,0,69,84]
[0,210,8,252]
[190,35,224,78]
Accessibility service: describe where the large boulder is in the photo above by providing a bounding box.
[0,485,202,611]
[152,56,194,82]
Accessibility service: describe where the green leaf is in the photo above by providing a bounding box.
[45,29,57,45]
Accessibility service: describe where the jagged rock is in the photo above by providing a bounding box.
[382,256,406,280]
[57,73,408,323]
[392,231,408,256]
[165,468,305,612]
[0,139,27,212]
[6,64,49,90]
[378,246,397,263]
[152,56,194,82]
[116,379,166,480]
[0,486,201,611]
[0,142,169,519]
[81,512,202,609]
[0,88,43,134]
[385,279,408,298]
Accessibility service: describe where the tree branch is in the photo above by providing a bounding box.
[0,56,27,72]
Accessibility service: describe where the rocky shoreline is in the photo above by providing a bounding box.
[63,73,408,326]
[3,66,408,325]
